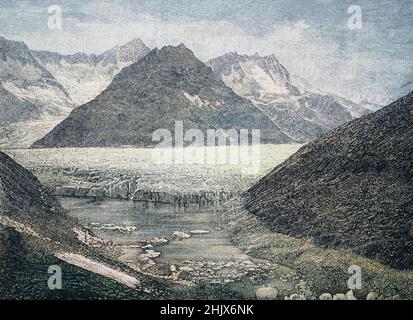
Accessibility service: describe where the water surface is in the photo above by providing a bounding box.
[60,197,250,263]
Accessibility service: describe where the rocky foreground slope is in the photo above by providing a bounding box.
[0,151,210,299]
[243,92,413,270]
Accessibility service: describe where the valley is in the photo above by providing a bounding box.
[6,137,412,300]
[3,144,305,299]
[0,1,411,301]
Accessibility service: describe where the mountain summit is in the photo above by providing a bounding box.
[33,44,290,148]
[0,37,75,148]
[208,52,301,103]
[97,38,150,66]
[208,52,371,142]
[33,38,151,105]
[0,36,72,113]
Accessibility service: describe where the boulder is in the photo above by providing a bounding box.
[319,293,333,300]
[179,266,194,272]
[256,287,278,300]
[155,264,172,277]
[178,270,192,281]
[346,290,357,300]
[366,292,378,300]
[149,237,168,245]
[139,250,160,260]
[333,293,347,300]
[172,231,191,240]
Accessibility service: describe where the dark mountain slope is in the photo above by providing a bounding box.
[0,84,39,125]
[243,92,413,269]
[32,44,291,148]
[0,151,78,242]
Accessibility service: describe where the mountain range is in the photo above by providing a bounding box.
[243,91,413,269]
[32,44,290,148]
[0,37,150,148]
[33,38,150,105]
[0,36,74,119]
[0,36,401,149]
[208,52,371,142]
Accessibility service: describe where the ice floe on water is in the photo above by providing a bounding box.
[89,222,137,234]
[190,229,210,235]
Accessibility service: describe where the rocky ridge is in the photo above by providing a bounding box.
[243,92,413,269]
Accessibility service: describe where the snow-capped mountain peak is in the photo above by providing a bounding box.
[33,38,150,105]
[207,52,300,105]
[0,37,76,148]
[0,37,65,91]
[208,51,371,142]
[98,38,150,66]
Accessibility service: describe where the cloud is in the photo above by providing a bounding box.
[1,0,411,104]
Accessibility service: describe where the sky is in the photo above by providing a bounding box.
[0,0,412,105]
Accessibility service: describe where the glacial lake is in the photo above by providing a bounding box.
[51,144,303,297]
[60,196,298,298]
[5,144,304,297]
[60,197,250,263]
